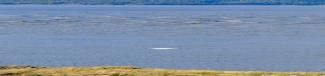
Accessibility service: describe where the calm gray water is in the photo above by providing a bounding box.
[1,5,325,72]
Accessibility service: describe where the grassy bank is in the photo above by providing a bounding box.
[0,66,324,76]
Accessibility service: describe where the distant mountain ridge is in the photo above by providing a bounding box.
[1,0,325,5]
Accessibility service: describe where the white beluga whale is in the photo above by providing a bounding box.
[150,48,177,50]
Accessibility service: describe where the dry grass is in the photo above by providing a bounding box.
[0,66,325,76]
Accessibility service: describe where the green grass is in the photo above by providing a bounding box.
[1,66,325,76]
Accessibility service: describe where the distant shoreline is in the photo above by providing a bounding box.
[0,4,324,6]
[0,3,325,6]
[1,0,325,6]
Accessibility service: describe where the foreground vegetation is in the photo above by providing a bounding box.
[1,66,325,76]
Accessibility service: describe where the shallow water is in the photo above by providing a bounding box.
[1,5,325,72]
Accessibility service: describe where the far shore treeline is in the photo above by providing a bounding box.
[1,0,325,5]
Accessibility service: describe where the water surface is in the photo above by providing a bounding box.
[1,5,325,72]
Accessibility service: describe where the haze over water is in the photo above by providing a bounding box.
[1,5,325,72]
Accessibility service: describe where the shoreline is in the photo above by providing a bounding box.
[1,66,324,76]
